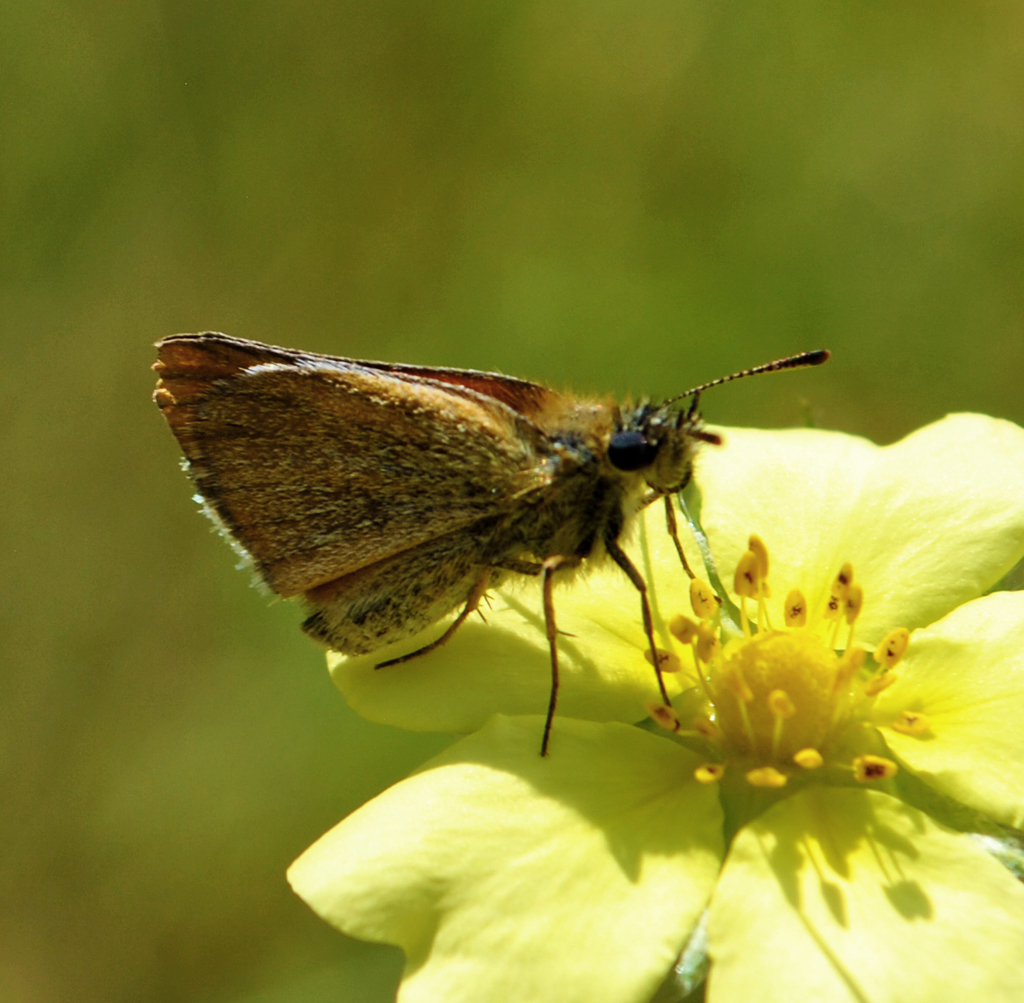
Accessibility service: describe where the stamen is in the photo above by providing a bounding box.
[768,688,796,758]
[689,579,718,620]
[891,710,931,736]
[823,584,843,647]
[768,689,796,718]
[746,535,773,632]
[831,647,867,726]
[647,702,681,732]
[864,672,897,696]
[843,583,863,648]
[824,563,852,645]
[746,766,788,788]
[695,622,720,665]
[784,588,807,627]
[734,550,759,598]
[874,628,910,670]
[748,534,770,580]
[844,584,863,624]
[724,667,753,704]
[670,615,698,644]
[852,755,898,782]
[695,763,725,784]
[693,716,721,742]
[675,616,714,701]
[645,648,682,673]
[832,563,854,600]
[734,551,758,636]
[793,748,823,769]
[705,540,912,788]
[721,665,756,748]
[833,647,866,694]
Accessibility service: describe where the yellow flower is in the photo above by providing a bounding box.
[291,414,1024,1003]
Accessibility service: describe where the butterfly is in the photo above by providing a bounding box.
[154,333,827,752]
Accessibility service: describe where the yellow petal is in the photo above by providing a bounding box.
[696,414,1024,646]
[331,507,699,733]
[707,787,1024,1003]
[872,591,1024,829]
[289,717,723,1003]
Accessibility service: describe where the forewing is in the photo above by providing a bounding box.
[153,334,548,596]
[153,332,561,419]
[359,360,560,421]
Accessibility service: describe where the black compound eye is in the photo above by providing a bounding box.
[607,431,659,471]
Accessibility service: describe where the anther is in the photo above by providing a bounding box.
[647,702,681,732]
[874,628,910,669]
[695,763,725,784]
[693,716,721,741]
[832,563,854,600]
[670,614,698,644]
[844,584,863,624]
[695,622,720,664]
[645,648,682,673]
[768,689,796,719]
[746,766,788,788]
[768,688,795,759]
[723,667,753,703]
[734,551,759,598]
[784,588,807,627]
[891,710,931,736]
[690,578,719,620]
[748,534,770,581]
[833,646,866,693]
[793,748,823,769]
[852,755,898,782]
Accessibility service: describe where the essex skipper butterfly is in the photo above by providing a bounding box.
[154,334,828,752]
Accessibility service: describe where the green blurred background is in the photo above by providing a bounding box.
[2,1,1022,1001]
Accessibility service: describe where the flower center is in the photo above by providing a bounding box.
[712,629,839,761]
[651,534,906,790]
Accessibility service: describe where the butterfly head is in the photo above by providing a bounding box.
[607,398,721,494]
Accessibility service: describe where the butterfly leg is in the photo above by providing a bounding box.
[663,494,695,579]
[540,555,582,756]
[604,536,673,709]
[375,570,491,668]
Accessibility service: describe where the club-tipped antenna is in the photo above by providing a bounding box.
[668,349,830,408]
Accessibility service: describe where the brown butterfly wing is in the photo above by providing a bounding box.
[153,333,553,598]
[358,359,561,420]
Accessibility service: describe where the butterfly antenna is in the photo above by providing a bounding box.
[669,349,830,412]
